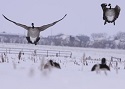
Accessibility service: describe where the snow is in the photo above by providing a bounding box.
[0,43,125,89]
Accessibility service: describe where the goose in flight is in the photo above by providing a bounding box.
[101,3,121,25]
[3,14,67,45]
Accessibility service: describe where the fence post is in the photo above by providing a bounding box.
[56,53,58,57]
[47,50,48,57]
[70,52,72,58]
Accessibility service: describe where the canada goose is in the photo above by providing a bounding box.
[91,58,110,75]
[3,14,67,45]
[101,3,121,25]
[44,60,61,69]
[44,60,54,69]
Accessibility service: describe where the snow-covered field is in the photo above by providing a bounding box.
[0,43,125,89]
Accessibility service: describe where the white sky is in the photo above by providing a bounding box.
[0,0,125,37]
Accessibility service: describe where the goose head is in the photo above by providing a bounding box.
[31,23,35,28]
[49,60,54,66]
[101,58,106,64]
[108,4,111,9]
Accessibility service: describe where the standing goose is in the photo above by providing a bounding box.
[3,14,67,45]
[101,3,121,25]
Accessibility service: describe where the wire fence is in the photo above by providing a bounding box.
[0,47,72,58]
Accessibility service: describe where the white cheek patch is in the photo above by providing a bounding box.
[30,37,37,43]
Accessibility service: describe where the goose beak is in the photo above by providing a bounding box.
[108,4,111,6]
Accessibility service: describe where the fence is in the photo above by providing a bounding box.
[0,47,72,58]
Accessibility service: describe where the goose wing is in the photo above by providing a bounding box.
[38,14,67,31]
[115,5,121,19]
[91,64,97,71]
[105,65,110,71]
[101,3,108,20]
[2,14,29,30]
[101,3,107,10]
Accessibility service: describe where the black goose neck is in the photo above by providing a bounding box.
[31,23,35,29]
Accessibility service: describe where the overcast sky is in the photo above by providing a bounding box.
[0,0,125,37]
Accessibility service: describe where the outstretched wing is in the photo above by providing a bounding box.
[101,3,107,10]
[91,64,97,71]
[2,14,29,30]
[101,3,107,20]
[115,5,121,19]
[38,14,67,31]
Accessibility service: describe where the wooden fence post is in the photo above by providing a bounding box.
[47,50,48,57]
[70,52,72,58]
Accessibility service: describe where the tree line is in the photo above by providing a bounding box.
[0,32,125,49]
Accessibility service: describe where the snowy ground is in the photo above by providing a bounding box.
[0,43,125,89]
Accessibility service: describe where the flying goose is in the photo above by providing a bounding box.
[101,3,121,25]
[3,14,67,45]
